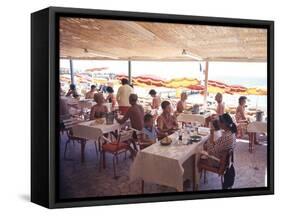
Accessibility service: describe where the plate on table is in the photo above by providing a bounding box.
[190,135,202,142]
[160,137,172,146]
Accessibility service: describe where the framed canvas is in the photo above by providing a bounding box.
[31,6,274,208]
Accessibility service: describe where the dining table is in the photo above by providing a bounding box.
[177,111,211,126]
[247,121,267,153]
[130,128,210,192]
[72,117,129,163]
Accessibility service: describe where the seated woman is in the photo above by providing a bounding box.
[157,101,179,138]
[149,89,161,110]
[105,86,116,109]
[90,93,108,120]
[139,113,158,149]
[202,113,237,167]
[176,92,188,113]
[235,96,248,138]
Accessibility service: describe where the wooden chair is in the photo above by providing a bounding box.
[100,129,134,179]
[198,149,234,189]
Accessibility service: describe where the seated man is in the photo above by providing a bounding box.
[85,85,97,99]
[157,101,179,138]
[115,94,144,131]
[66,84,79,99]
[115,94,144,153]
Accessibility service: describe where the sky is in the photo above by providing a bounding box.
[60,59,267,88]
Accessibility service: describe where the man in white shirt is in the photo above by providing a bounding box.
[116,78,134,115]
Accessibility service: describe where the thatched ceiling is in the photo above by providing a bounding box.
[60,17,267,62]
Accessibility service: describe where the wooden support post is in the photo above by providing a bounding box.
[128,60,132,85]
[203,61,209,110]
[69,58,74,85]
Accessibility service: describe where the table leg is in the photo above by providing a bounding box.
[192,155,196,191]
[81,140,86,163]
[249,133,253,153]
[141,180,144,193]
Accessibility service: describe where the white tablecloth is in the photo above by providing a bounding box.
[73,119,123,140]
[177,112,211,125]
[130,131,210,191]
[78,99,95,109]
[247,121,267,133]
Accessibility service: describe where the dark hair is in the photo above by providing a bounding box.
[149,89,157,96]
[90,85,96,90]
[70,84,76,90]
[121,78,129,85]
[144,113,153,122]
[161,101,171,110]
[106,86,114,93]
[238,96,247,105]
[212,119,220,131]
[219,113,237,134]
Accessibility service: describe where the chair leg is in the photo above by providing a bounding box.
[203,170,207,184]
[99,150,103,172]
[64,139,70,159]
[249,132,253,153]
[102,151,106,169]
[221,175,224,189]
[124,151,127,160]
[116,155,119,164]
[94,142,99,159]
[72,139,75,148]
[113,155,117,179]
[141,180,144,193]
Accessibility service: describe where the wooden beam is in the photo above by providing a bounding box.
[203,61,209,109]
[119,22,155,40]
[128,60,132,84]
[69,58,74,84]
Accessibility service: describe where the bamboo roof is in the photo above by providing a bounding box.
[60,17,267,62]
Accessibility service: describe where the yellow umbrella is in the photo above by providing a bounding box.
[246,88,267,95]
[165,78,200,88]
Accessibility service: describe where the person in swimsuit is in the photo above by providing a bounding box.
[90,93,108,120]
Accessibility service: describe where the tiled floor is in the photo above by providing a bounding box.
[59,133,267,199]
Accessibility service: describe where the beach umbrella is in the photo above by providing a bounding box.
[187,84,205,91]
[207,80,228,93]
[85,67,108,72]
[116,74,129,80]
[133,75,165,87]
[229,85,247,94]
[165,77,200,88]
[246,87,267,96]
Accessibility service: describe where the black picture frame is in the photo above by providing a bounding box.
[31,6,274,208]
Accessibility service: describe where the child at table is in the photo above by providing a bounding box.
[140,114,158,149]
